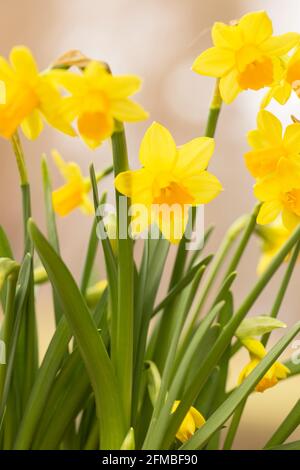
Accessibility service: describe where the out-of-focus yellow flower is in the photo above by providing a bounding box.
[262,47,300,107]
[171,401,205,443]
[257,222,290,274]
[52,150,112,216]
[238,337,290,393]
[49,62,148,149]
[114,122,222,243]
[254,159,300,230]
[192,11,299,104]
[0,46,75,140]
[52,150,94,216]
[245,110,300,179]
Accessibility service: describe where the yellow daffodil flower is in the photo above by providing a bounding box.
[256,222,291,274]
[245,110,300,179]
[49,61,148,149]
[238,337,290,393]
[0,46,75,140]
[262,47,300,107]
[52,150,94,216]
[172,401,205,443]
[114,122,222,243]
[254,157,300,230]
[192,11,299,104]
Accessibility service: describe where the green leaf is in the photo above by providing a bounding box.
[27,219,125,449]
[0,254,31,424]
[145,361,161,407]
[264,399,300,449]
[152,255,213,316]
[0,227,13,259]
[236,316,286,339]
[267,440,300,450]
[181,321,300,450]
[31,292,108,450]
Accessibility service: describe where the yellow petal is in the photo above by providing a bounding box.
[283,123,300,154]
[212,22,242,49]
[273,82,292,105]
[238,11,272,45]
[176,412,196,443]
[9,46,38,80]
[257,110,282,146]
[79,194,94,215]
[241,338,266,359]
[219,69,241,103]
[49,69,86,95]
[274,362,290,379]
[261,33,300,55]
[115,168,153,206]
[20,109,43,140]
[52,149,71,181]
[176,137,215,176]
[0,57,14,82]
[110,98,148,122]
[192,47,235,77]
[282,208,300,231]
[189,406,206,429]
[139,122,177,172]
[247,129,268,149]
[254,176,281,201]
[154,203,190,244]
[106,75,142,99]
[257,201,282,225]
[184,171,222,205]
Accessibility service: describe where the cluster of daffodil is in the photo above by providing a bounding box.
[1,10,300,452]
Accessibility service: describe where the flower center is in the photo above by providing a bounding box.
[236,46,273,90]
[153,181,194,206]
[77,111,113,141]
[282,189,300,216]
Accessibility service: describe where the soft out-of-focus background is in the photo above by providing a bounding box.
[1,0,300,449]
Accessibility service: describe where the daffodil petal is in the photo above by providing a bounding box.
[238,11,273,45]
[139,122,177,171]
[9,46,38,79]
[189,407,206,429]
[219,69,241,103]
[115,169,153,206]
[184,171,223,205]
[176,137,215,176]
[20,109,43,140]
[257,200,282,225]
[212,22,242,49]
[257,110,282,146]
[261,33,300,55]
[110,98,148,122]
[106,75,142,99]
[283,123,300,154]
[154,204,189,244]
[254,176,281,201]
[282,208,300,231]
[192,47,235,77]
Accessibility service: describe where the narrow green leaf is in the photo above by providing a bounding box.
[181,322,300,450]
[27,220,125,449]
[152,255,213,316]
[264,399,300,449]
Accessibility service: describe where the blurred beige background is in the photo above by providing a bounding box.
[1,0,300,449]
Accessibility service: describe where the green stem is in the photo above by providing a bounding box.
[205,79,222,138]
[262,239,300,346]
[111,126,134,429]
